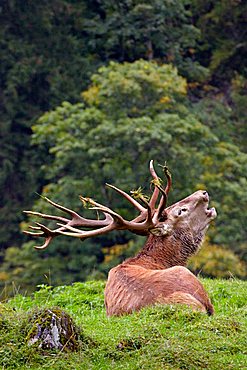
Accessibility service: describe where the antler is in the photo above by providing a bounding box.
[23,196,113,249]
[23,160,172,249]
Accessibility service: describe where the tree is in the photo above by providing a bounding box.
[5,60,243,293]
[31,60,218,208]
[83,0,208,81]
[0,0,98,249]
[2,0,245,253]
[191,0,247,84]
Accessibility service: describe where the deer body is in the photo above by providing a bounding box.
[105,265,213,316]
[24,160,216,317]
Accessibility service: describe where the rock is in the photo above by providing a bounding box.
[26,308,80,351]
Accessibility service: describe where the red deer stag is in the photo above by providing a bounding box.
[24,160,217,316]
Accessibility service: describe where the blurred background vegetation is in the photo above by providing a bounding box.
[0,0,246,297]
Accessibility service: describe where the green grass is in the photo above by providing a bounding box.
[0,278,246,369]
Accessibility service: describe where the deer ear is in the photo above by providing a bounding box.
[149,224,172,236]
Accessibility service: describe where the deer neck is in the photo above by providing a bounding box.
[124,228,201,270]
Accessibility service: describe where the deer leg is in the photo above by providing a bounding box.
[157,292,207,313]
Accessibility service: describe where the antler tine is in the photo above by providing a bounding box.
[162,164,172,196]
[151,163,172,224]
[42,196,80,218]
[23,210,69,224]
[149,159,166,223]
[105,183,146,213]
[34,236,53,250]
[88,204,125,224]
[152,185,167,223]
[23,195,114,249]
[23,195,95,228]
[57,222,117,239]
[79,196,113,224]
[23,224,49,240]
[23,230,44,236]
[43,196,113,226]
[106,182,154,225]
[28,196,112,227]
[25,222,58,250]
[149,160,161,209]
[91,204,153,230]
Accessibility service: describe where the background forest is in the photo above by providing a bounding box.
[0,0,246,296]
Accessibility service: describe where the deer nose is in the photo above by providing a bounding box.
[202,191,209,201]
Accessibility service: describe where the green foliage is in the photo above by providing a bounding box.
[189,240,246,279]
[32,61,216,199]
[0,0,98,249]
[0,0,207,250]
[31,60,246,249]
[197,142,247,246]
[0,240,105,298]
[230,74,247,151]
[191,0,247,82]
[191,96,247,246]
[82,60,187,118]
[82,0,207,81]
[0,279,246,369]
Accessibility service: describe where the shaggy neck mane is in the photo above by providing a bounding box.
[124,228,203,270]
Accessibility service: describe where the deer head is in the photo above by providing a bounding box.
[132,189,217,270]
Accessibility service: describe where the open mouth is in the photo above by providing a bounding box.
[203,192,217,220]
[206,207,217,219]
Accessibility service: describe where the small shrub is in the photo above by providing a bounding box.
[189,242,246,278]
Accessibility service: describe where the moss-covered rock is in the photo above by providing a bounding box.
[26,307,80,351]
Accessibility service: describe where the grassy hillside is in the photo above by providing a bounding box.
[0,278,246,369]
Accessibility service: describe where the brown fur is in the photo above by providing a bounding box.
[105,190,216,316]
[105,264,213,316]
